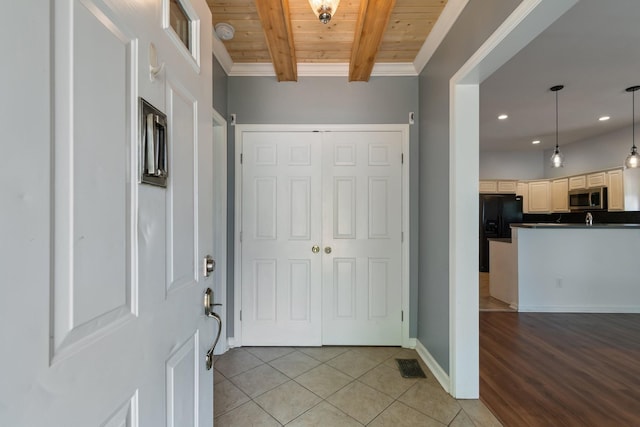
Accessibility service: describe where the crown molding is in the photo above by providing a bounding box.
[371,63,418,77]
[298,63,348,76]
[228,63,275,76]
[413,0,469,74]
[225,62,419,78]
[212,33,233,75]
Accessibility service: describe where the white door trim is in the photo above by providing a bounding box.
[212,108,228,354]
[234,123,411,347]
[448,0,578,398]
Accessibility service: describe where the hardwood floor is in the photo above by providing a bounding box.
[479,272,515,311]
[480,312,640,426]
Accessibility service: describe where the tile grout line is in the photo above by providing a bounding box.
[215,347,492,426]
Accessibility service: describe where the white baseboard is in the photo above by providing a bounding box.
[406,338,417,349]
[227,337,238,348]
[415,339,450,393]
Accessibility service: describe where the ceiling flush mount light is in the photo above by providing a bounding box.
[550,85,565,168]
[498,114,508,120]
[625,85,640,168]
[214,23,235,41]
[532,140,541,145]
[308,0,340,24]
[599,116,610,121]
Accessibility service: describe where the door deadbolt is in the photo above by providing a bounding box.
[203,255,215,277]
[324,246,332,254]
[312,245,320,254]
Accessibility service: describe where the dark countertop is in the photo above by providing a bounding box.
[488,237,512,243]
[512,223,640,229]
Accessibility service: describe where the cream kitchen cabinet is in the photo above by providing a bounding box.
[516,182,529,213]
[607,169,624,211]
[528,181,551,212]
[569,175,586,190]
[479,180,517,193]
[587,172,607,188]
[551,178,569,212]
[497,180,517,193]
[479,180,498,193]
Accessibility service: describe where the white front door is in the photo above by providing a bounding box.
[241,131,323,345]
[238,128,403,346]
[322,131,403,345]
[0,1,216,425]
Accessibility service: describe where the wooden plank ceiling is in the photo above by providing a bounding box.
[209,0,448,81]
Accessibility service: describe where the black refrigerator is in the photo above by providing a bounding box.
[479,194,523,272]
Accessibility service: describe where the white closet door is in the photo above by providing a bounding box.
[241,132,323,345]
[321,131,403,345]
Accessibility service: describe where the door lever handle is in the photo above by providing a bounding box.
[204,288,223,370]
[204,287,222,317]
[205,311,222,370]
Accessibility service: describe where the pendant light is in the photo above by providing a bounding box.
[550,85,565,168]
[308,0,340,24]
[625,86,640,168]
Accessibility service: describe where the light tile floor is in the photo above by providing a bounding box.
[214,346,502,426]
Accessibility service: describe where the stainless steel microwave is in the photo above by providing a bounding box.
[569,187,607,211]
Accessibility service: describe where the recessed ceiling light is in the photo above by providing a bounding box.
[498,114,508,120]
[532,140,541,145]
[599,116,610,121]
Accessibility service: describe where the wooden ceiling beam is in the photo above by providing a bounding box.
[254,0,297,81]
[349,0,397,82]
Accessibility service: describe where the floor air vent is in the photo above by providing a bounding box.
[396,359,427,378]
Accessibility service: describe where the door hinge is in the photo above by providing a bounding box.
[240,153,243,164]
[240,310,242,321]
[240,231,242,242]
[401,153,404,164]
[401,311,404,322]
[401,232,404,242]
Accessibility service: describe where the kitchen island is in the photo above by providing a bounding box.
[489,223,640,312]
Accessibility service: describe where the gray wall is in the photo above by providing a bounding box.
[212,55,232,335]
[480,150,545,180]
[213,55,228,117]
[226,76,419,337]
[418,0,522,373]
[479,125,634,181]
[544,126,633,177]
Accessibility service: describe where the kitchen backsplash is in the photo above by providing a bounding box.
[523,211,640,224]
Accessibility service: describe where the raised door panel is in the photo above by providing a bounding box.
[289,178,311,239]
[607,169,624,211]
[52,0,136,367]
[569,175,586,190]
[333,177,357,239]
[479,180,498,193]
[497,181,517,193]
[254,177,277,239]
[166,84,197,294]
[587,172,607,188]
[528,181,551,213]
[551,178,569,212]
[333,258,357,319]
[166,333,198,427]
